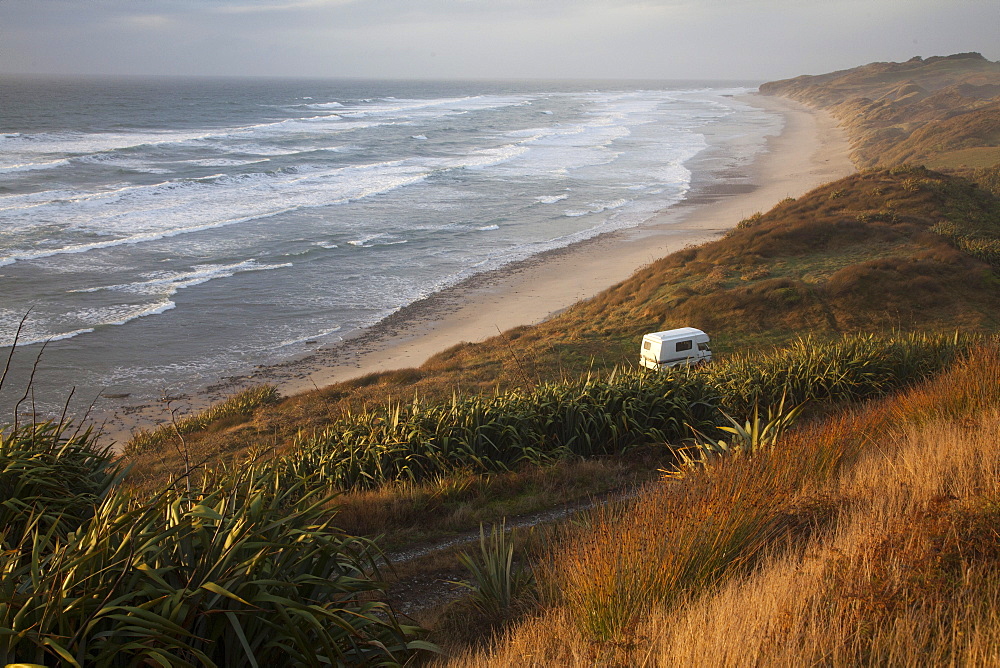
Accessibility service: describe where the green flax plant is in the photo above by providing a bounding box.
[280,369,717,491]
[1,422,433,667]
[705,332,970,416]
[276,333,968,495]
[454,521,535,625]
[666,395,806,478]
[0,420,121,545]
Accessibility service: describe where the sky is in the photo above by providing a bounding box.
[0,0,997,81]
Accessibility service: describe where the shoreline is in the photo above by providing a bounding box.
[99,94,854,445]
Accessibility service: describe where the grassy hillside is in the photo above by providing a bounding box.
[448,166,1000,367]
[759,52,1000,177]
[122,164,1000,478]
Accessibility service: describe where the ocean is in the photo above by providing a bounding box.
[0,76,780,421]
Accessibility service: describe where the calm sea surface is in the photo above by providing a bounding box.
[0,76,779,418]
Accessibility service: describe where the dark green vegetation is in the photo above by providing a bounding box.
[0,422,432,666]
[759,52,1000,181]
[258,332,969,493]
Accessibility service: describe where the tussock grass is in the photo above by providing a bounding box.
[436,343,1000,665]
[651,362,1000,665]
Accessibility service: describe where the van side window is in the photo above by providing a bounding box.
[675,340,692,352]
[698,342,710,351]
[643,341,651,350]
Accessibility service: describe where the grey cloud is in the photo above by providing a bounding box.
[0,0,995,79]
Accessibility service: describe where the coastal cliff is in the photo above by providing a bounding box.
[760,52,1000,176]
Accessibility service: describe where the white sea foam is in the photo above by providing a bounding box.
[0,161,435,265]
[564,198,631,218]
[0,118,370,173]
[184,158,270,167]
[0,88,712,272]
[0,129,223,167]
[477,225,500,231]
[494,111,636,176]
[347,233,407,248]
[3,260,293,345]
[275,326,343,349]
[74,155,173,174]
[4,121,635,265]
[0,157,73,173]
[74,300,177,327]
[535,194,569,204]
[0,305,102,347]
[0,93,533,175]
[72,260,291,296]
[336,95,529,119]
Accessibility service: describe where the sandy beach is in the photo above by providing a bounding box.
[273,94,853,390]
[100,93,853,443]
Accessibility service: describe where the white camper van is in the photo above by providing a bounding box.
[639,327,712,370]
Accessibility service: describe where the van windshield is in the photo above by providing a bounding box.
[698,342,711,352]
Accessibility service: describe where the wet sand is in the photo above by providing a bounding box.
[100,94,854,445]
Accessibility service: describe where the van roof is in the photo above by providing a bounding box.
[642,327,708,342]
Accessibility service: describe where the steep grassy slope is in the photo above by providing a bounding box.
[759,53,1000,174]
[467,167,1000,367]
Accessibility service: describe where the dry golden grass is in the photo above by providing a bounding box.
[437,344,1000,666]
[761,53,1000,172]
[651,409,1000,667]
